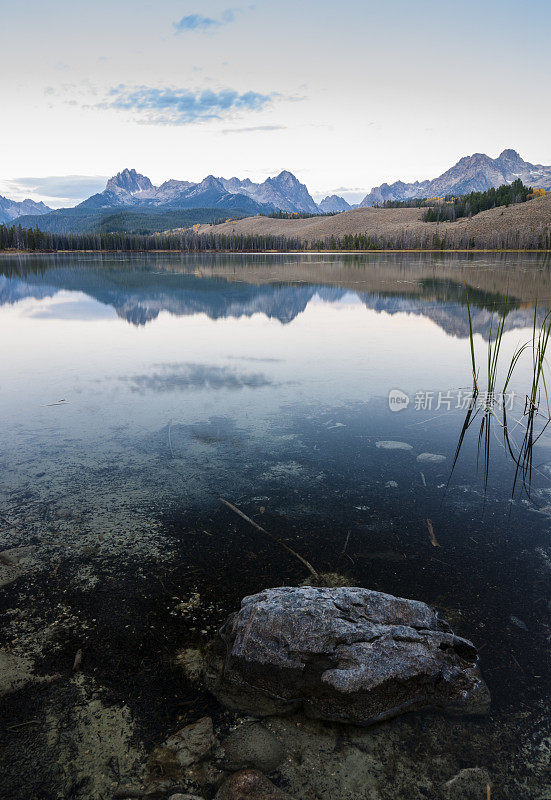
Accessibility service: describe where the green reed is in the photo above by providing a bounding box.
[451,287,551,504]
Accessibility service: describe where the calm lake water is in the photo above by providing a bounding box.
[1,252,550,799]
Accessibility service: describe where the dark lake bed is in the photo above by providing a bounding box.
[0,252,550,799]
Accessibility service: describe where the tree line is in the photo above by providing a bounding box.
[423,179,533,222]
[1,220,550,253]
[265,210,337,219]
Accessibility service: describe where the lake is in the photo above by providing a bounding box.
[1,252,550,799]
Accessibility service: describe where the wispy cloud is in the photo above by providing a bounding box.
[10,176,107,200]
[173,9,239,33]
[0,175,107,207]
[100,85,275,125]
[222,125,285,134]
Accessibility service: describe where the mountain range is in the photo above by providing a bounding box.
[80,168,319,215]
[3,149,551,231]
[359,149,551,206]
[0,195,51,225]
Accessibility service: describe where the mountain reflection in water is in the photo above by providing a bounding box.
[1,250,551,333]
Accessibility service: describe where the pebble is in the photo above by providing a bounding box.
[215,769,294,800]
[509,615,528,631]
[164,716,216,767]
[218,722,284,773]
[169,795,206,800]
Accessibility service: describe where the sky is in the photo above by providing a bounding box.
[1,0,550,207]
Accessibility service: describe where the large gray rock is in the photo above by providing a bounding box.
[207,587,490,726]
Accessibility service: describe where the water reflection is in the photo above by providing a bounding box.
[2,251,551,333]
[123,363,275,393]
[1,252,551,798]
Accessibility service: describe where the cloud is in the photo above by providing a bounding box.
[10,176,107,200]
[0,175,108,207]
[173,8,238,33]
[123,363,273,393]
[222,125,286,134]
[309,185,367,204]
[100,85,275,125]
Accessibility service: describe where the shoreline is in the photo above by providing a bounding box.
[1,248,551,255]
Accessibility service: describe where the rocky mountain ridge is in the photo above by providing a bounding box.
[318,195,352,213]
[80,168,320,215]
[360,149,551,206]
[0,195,51,225]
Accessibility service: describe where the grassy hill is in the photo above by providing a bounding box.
[194,193,551,248]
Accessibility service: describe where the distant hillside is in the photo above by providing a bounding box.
[360,149,551,206]
[12,206,254,235]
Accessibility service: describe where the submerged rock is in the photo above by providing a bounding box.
[442,767,491,799]
[218,722,284,773]
[168,795,206,800]
[375,441,413,451]
[163,716,216,767]
[416,453,446,463]
[215,769,294,800]
[207,587,490,725]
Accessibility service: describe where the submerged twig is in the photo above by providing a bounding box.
[219,498,318,577]
[7,719,39,730]
[340,531,351,558]
[73,648,83,672]
[427,518,441,548]
[167,419,174,458]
